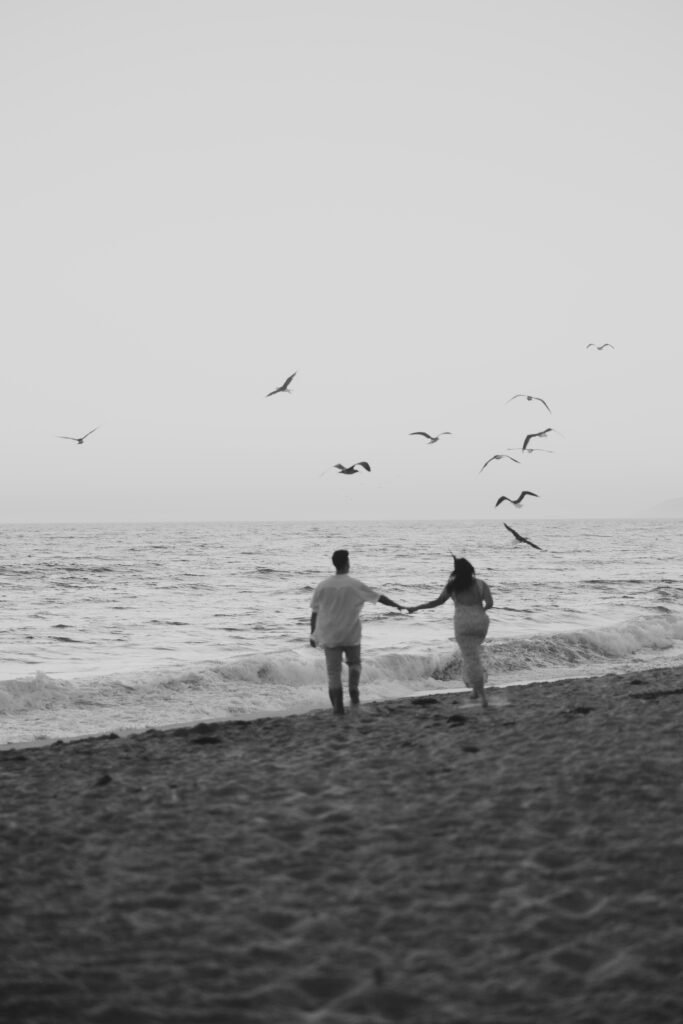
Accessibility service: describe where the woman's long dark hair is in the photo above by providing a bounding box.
[448,557,476,594]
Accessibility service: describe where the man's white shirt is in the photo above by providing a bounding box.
[311,574,380,647]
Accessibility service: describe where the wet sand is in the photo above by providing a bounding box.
[2,666,683,1023]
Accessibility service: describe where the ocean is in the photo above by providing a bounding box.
[1,519,682,747]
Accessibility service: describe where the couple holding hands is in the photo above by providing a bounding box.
[310,548,493,714]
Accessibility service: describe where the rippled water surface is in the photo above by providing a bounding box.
[1,519,682,744]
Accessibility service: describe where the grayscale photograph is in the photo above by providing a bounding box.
[1,2,682,1022]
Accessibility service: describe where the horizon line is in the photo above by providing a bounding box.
[0,514,679,527]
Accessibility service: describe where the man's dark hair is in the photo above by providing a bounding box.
[332,549,349,570]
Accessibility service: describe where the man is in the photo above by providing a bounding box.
[310,549,402,714]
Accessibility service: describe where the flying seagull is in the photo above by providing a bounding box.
[57,427,99,445]
[479,454,521,473]
[586,343,614,350]
[504,522,543,551]
[495,490,539,508]
[522,428,561,451]
[409,431,452,444]
[266,372,296,397]
[507,446,554,455]
[506,394,552,413]
[334,462,371,475]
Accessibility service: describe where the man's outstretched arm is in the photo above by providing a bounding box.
[378,595,403,610]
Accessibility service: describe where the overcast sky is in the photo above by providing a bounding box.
[2,1,681,521]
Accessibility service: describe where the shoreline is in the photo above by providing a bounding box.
[3,664,683,1021]
[3,657,683,753]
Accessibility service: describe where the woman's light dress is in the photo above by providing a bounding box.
[452,580,490,690]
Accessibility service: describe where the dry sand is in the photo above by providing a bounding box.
[2,666,683,1023]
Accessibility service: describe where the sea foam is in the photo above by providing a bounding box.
[2,611,683,748]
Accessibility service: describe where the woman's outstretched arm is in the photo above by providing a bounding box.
[407,587,450,613]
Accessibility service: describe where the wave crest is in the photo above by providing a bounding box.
[2,612,683,746]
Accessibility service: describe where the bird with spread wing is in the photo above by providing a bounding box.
[57,428,99,445]
[506,394,551,413]
[503,522,543,550]
[333,462,371,475]
[522,428,562,451]
[480,454,520,473]
[495,490,539,508]
[409,431,451,444]
[266,372,296,397]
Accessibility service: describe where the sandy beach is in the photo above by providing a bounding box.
[2,666,683,1023]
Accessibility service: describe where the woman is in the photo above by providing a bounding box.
[408,557,493,706]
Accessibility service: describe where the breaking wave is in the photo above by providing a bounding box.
[2,611,683,747]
